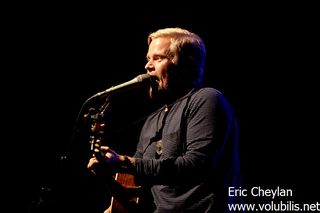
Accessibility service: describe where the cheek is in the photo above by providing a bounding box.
[157,63,169,79]
[155,61,171,88]
[158,70,168,88]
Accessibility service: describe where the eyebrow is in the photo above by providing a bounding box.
[146,53,168,60]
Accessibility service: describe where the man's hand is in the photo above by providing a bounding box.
[87,145,135,176]
[87,146,122,175]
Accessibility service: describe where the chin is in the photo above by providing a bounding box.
[149,87,154,99]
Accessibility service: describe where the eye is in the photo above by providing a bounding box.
[154,55,167,61]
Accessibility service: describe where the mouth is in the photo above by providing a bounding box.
[149,75,160,85]
[149,76,160,93]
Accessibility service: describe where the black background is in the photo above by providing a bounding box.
[4,3,319,212]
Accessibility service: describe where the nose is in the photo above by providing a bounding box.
[145,60,154,73]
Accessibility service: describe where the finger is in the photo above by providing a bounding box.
[87,158,98,169]
[101,146,117,156]
[105,152,113,158]
[100,146,110,151]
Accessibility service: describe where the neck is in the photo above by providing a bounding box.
[152,86,195,108]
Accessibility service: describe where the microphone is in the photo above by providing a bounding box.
[91,73,151,98]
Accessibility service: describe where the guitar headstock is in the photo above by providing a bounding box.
[89,117,106,161]
[83,97,111,160]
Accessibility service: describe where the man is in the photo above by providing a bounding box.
[87,27,241,212]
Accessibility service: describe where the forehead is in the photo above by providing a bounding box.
[147,37,171,55]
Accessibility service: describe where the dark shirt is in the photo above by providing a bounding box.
[133,87,241,212]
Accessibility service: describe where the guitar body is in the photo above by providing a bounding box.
[110,173,140,213]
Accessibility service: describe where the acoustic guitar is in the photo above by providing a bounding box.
[87,104,141,213]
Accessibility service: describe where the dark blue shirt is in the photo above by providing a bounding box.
[134,87,241,212]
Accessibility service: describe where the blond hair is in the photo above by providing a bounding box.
[148,27,206,87]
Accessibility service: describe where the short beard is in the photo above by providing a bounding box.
[149,81,169,106]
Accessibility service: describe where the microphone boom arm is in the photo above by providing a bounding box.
[90,73,151,99]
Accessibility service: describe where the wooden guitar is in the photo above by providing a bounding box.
[86,103,141,213]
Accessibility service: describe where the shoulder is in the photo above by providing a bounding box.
[190,87,225,102]
[189,87,233,111]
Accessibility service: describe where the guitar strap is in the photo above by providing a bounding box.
[154,105,170,159]
[179,89,194,155]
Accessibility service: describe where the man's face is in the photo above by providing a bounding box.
[145,37,173,98]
